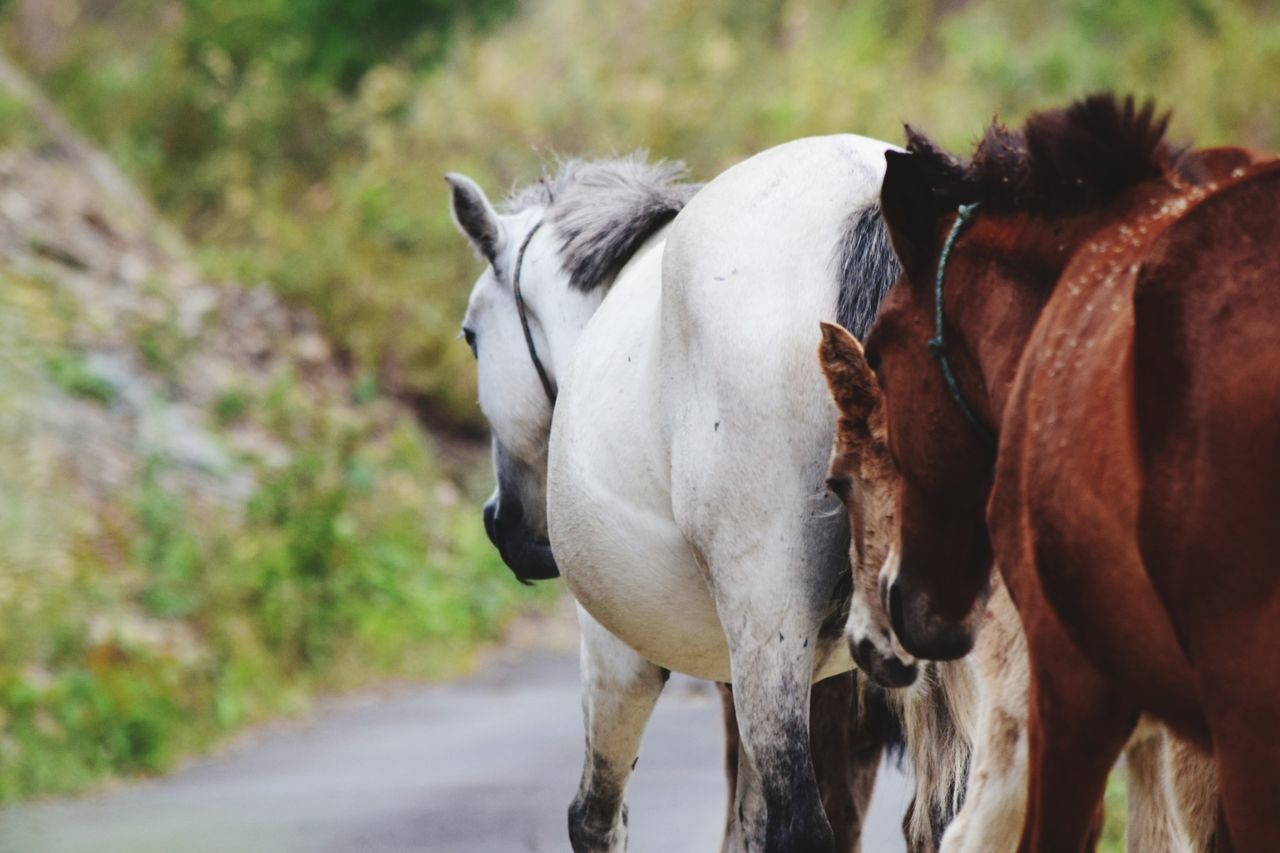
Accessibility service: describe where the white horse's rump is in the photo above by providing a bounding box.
[452,137,899,852]
[552,136,893,683]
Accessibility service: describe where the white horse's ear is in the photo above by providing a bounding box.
[446,172,502,264]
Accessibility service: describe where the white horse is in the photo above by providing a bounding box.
[448,136,900,852]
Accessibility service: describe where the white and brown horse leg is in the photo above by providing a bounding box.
[719,683,741,850]
[936,686,1026,853]
[1164,734,1224,851]
[939,584,1028,853]
[1123,719,1223,853]
[569,608,668,853]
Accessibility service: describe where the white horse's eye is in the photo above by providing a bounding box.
[462,327,478,358]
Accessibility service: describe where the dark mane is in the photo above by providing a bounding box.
[506,155,700,292]
[907,94,1201,214]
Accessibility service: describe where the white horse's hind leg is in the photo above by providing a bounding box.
[718,595,832,853]
[727,733,769,852]
[569,607,668,853]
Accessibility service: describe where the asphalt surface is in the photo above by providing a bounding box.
[0,647,912,853]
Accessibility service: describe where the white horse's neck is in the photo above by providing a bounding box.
[538,282,605,397]
[519,221,669,401]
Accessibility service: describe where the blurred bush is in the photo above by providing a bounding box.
[0,417,536,800]
[6,0,1277,432]
[0,319,541,799]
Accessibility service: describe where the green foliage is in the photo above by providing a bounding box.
[183,0,518,91]
[0,387,548,801]
[212,386,251,425]
[0,85,36,148]
[1101,768,1127,853]
[136,461,205,618]
[45,352,116,404]
[8,0,1277,433]
[133,312,194,378]
[0,251,546,802]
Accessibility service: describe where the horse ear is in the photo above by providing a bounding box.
[446,172,503,264]
[818,321,881,426]
[880,150,940,281]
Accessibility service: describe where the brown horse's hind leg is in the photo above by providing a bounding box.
[811,671,886,852]
[719,683,740,851]
[1020,620,1138,853]
[1197,653,1280,851]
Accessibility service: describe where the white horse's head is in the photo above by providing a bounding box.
[818,321,919,688]
[447,159,695,582]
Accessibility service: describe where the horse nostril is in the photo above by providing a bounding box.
[482,500,500,547]
[855,638,875,668]
[888,581,907,640]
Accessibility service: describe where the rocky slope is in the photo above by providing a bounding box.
[0,53,528,801]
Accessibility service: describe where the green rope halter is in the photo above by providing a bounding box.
[928,202,995,445]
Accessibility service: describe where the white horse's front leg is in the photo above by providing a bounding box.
[569,606,668,853]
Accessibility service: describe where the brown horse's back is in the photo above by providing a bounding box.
[1130,166,1280,842]
[1133,161,1280,625]
[992,189,1200,738]
[995,162,1280,748]
[1190,145,1274,179]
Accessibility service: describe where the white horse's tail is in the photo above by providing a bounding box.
[832,202,900,338]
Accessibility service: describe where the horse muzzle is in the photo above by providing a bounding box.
[887,576,976,661]
[850,635,919,689]
[483,496,560,583]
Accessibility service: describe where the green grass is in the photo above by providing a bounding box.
[212,386,251,425]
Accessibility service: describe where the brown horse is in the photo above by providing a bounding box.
[865,94,1278,851]
[819,320,1222,853]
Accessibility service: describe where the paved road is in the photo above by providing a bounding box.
[0,649,912,853]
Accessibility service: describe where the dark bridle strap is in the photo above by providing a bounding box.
[512,219,557,405]
[929,202,995,445]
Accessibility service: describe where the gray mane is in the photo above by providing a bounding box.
[833,203,901,339]
[506,155,700,292]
